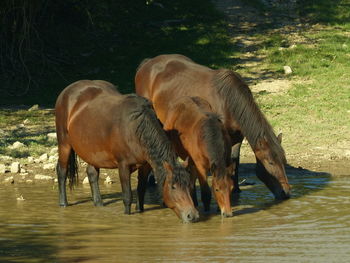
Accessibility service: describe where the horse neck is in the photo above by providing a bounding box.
[214,70,285,162]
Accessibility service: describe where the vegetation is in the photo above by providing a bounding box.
[1,0,349,162]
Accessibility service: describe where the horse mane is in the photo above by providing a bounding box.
[212,70,286,163]
[129,95,190,188]
[200,113,231,177]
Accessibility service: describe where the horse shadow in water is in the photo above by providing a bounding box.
[231,162,332,216]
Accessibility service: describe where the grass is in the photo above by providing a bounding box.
[1,0,349,162]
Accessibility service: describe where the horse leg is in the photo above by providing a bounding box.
[118,163,132,214]
[136,163,151,212]
[231,133,244,193]
[86,165,103,206]
[187,159,199,207]
[193,165,211,212]
[56,144,72,207]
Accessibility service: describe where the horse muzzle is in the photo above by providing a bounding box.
[181,208,200,223]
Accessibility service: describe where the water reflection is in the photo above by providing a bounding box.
[0,163,349,262]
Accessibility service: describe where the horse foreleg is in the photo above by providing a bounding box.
[136,163,151,212]
[231,135,244,193]
[86,165,103,206]
[56,163,68,207]
[187,159,199,207]
[193,165,211,212]
[119,163,132,214]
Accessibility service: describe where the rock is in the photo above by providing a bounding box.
[82,177,89,184]
[43,163,56,170]
[0,164,6,174]
[27,156,35,164]
[47,133,57,141]
[104,176,114,184]
[34,159,41,164]
[39,153,48,162]
[283,66,293,75]
[17,195,25,201]
[8,141,25,149]
[20,168,26,173]
[50,147,58,155]
[11,162,21,173]
[4,176,14,184]
[23,119,30,124]
[34,174,54,181]
[26,179,34,184]
[48,155,58,163]
[28,104,39,111]
[0,155,12,162]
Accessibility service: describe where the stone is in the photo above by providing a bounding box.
[0,155,12,162]
[50,147,58,155]
[27,156,35,164]
[28,104,39,111]
[82,177,89,184]
[26,179,34,184]
[283,66,293,75]
[4,176,14,184]
[48,155,58,163]
[34,174,54,181]
[0,164,6,174]
[104,176,114,184]
[39,153,48,162]
[43,163,56,170]
[11,162,21,173]
[47,133,57,141]
[8,141,25,149]
[23,119,30,124]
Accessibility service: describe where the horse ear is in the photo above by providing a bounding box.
[277,133,283,144]
[182,156,189,168]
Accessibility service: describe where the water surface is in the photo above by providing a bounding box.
[1,164,349,262]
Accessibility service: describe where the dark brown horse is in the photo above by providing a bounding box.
[160,96,234,216]
[135,54,291,200]
[55,80,199,222]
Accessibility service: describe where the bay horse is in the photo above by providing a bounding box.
[135,54,291,200]
[161,96,234,216]
[55,80,199,223]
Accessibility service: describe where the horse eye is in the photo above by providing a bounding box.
[215,188,219,192]
[171,185,176,190]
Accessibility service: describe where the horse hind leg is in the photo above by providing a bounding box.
[56,144,73,207]
[86,165,103,206]
[118,163,132,214]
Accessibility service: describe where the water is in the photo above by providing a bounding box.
[1,164,349,262]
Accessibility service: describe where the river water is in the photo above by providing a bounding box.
[0,163,349,262]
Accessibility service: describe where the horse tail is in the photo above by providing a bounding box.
[67,149,78,189]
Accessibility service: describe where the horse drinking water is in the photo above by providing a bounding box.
[55,80,199,223]
[146,95,234,216]
[135,54,291,200]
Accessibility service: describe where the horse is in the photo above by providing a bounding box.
[135,54,291,200]
[55,80,199,223]
[158,96,234,216]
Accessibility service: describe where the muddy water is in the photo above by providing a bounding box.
[1,164,349,263]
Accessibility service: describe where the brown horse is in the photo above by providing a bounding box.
[135,54,291,200]
[55,80,199,223]
[160,96,234,216]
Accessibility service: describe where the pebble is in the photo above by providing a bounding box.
[0,164,6,174]
[47,133,57,141]
[283,65,293,75]
[39,153,48,162]
[34,174,54,180]
[43,163,56,170]
[10,162,21,173]
[27,156,35,164]
[4,176,14,184]
[82,177,89,184]
[28,104,39,111]
[8,141,25,149]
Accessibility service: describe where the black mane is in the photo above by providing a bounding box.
[212,70,286,163]
[200,113,231,177]
[129,96,190,188]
